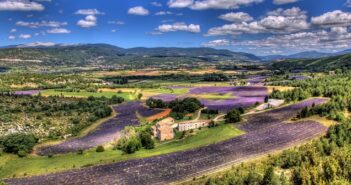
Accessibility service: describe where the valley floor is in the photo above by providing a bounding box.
[3,98,328,185]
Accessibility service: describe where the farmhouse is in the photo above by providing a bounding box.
[178,120,210,132]
[152,117,174,141]
[255,99,285,111]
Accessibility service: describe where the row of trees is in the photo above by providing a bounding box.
[146,97,204,120]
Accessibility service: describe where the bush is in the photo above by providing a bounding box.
[139,131,155,149]
[117,135,141,154]
[96,145,105,152]
[1,133,37,154]
[225,109,242,124]
[17,150,28,158]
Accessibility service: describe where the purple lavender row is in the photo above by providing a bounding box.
[36,102,143,155]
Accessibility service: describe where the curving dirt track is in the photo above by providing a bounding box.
[5,98,328,185]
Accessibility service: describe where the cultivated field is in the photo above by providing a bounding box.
[4,98,328,185]
[36,102,143,155]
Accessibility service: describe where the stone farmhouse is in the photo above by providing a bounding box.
[152,117,175,141]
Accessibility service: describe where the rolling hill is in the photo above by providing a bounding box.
[270,53,351,71]
[0,44,260,67]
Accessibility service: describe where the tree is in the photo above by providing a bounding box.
[96,145,105,152]
[1,133,37,155]
[139,131,155,149]
[117,135,142,154]
[262,166,280,185]
[225,109,242,123]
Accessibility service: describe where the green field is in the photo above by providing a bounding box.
[41,89,135,100]
[0,124,243,179]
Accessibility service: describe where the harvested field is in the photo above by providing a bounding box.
[36,102,143,155]
[146,109,172,122]
[5,98,328,185]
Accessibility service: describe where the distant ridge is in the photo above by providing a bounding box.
[0,43,261,65]
[261,49,351,61]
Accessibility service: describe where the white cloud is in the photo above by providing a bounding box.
[312,10,351,27]
[155,22,200,33]
[16,20,67,28]
[75,9,104,15]
[168,0,264,10]
[207,7,309,36]
[155,11,173,15]
[128,6,149,16]
[203,39,230,47]
[219,12,253,22]
[111,29,116,33]
[77,15,97,28]
[150,2,162,7]
[108,20,124,25]
[19,34,31,39]
[0,0,44,11]
[47,28,71,34]
[10,28,16,33]
[8,35,16,40]
[346,0,351,7]
[273,0,298,5]
[20,42,56,47]
[231,29,351,52]
[331,27,348,34]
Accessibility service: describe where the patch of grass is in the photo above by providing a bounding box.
[40,89,134,100]
[0,124,243,179]
[266,86,295,94]
[192,93,233,100]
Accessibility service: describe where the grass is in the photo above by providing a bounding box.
[191,93,233,100]
[40,89,135,100]
[0,124,243,179]
[266,86,295,93]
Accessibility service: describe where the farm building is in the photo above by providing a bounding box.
[255,99,285,111]
[152,117,175,141]
[178,120,210,132]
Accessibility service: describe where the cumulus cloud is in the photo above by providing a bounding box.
[207,7,309,36]
[202,39,230,47]
[168,0,263,10]
[47,28,71,34]
[0,0,44,11]
[108,20,124,25]
[128,6,149,16]
[312,10,351,27]
[273,0,299,5]
[8,35,16,40]
[77,15,97,28]
[155,22,200,33]
[345,0,351,7]
[10,28,16,32]
[150,2,162,7]
[231,29,351,52]
[19,34,31,39]
[75,9,104,15]
[155,11,173,15]
[20,42,56,47]
[16,20,67,28]
[219,12,253,22]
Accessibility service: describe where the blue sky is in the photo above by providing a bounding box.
[1,0,351,55]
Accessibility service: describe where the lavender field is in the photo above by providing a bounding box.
[37,102,143,155]
[6,98,328,185]
[152,86,269,112]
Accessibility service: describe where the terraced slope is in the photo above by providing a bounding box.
[5,98,328,185]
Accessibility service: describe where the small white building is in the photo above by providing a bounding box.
[178,120,210,132]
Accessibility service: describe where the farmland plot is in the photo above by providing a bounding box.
[5,98,328,185]
[37,102,143,155]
